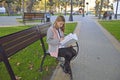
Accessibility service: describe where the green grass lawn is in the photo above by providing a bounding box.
[0,22,77,80]
[99,20,120,42]
[0,13,22,16]
[16,18,43,23]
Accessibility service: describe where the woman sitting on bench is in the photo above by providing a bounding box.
[46,15,76,74]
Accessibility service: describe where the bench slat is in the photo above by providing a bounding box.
[3,34,38,52]
[6,36,39,57]
[0,27,36,44]
[2,31,37,49]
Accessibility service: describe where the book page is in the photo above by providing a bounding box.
[60,33,78,47]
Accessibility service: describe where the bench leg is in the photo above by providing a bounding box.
[3,59,16,80]
[39,54,47,72]
[67,62,73,80]
[69,66,73,80]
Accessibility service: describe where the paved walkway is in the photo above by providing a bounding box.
[51,15,120,80]
[0,16,22,27]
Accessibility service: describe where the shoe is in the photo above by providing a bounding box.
[60,64,68,73]
[60,63,64,69]
[67,70,71,74]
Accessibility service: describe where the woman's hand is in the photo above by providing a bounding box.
[60,38,64,41]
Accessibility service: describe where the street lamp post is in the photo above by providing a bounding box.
[82,0,85,17]
[86,2,89,15]
[114,0,119,19]
[69,0,73,21]
[45,0,46,14]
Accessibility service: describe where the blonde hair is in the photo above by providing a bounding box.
[54,15,65,32]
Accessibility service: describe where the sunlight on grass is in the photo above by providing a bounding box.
[99,20,120,42]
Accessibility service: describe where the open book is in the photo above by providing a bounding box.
[60,33,78,47]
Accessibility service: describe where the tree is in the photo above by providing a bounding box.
[95,0,100,17]
[98,0,104,19]
[26,0,35,12]
[26,0,42,12]
[5,0,14,16]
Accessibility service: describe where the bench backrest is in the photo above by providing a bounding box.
[0,23,51,62]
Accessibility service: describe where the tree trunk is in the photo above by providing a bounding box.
[95,2,99,17]
[64,2,67,15]
[6,3,13,16]
[26,0,35,13]
[98,0,103,19]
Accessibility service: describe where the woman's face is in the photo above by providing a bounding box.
[56,21,64,28]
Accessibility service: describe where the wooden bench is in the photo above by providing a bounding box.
[0,22,51,80]
[23,13,45,24]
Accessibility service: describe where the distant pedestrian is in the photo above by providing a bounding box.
[102,11,107,20]
[109,12,112,20]
[46,12,51,22]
